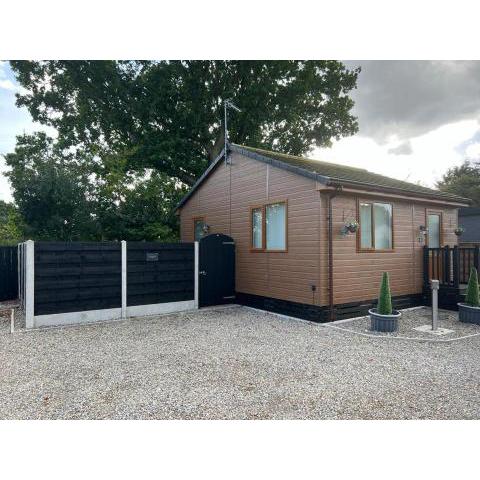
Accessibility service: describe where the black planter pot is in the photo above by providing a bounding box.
[458,303,480,325]
[369,308,401,332]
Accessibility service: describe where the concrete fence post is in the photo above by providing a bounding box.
[121,240,127,319]
[194,241,199,309]
[431,279,439,331]
[25,240,34,329]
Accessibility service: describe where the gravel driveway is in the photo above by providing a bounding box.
[1,305,479,419]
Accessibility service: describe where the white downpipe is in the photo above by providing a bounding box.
[121,240,127,319]
[25,240,34,329]
[194,241,199,309]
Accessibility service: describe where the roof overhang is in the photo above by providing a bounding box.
[176,143,471,211]
[319,184,470,207]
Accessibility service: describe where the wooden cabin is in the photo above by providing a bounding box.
[176,144,470,321]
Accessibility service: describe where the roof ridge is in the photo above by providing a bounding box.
[232,143,370,174]
[231,143,468,200]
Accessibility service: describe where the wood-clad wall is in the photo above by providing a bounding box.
[179,151,459,307]
[321,193,458,305]
[180,152,323,306]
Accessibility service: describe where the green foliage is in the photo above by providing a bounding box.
[0,200,23,245]
[437,161,480,206]
[4,132,96,241]
[7,60,360,242]
[10,60,360,187]
[377,272,393,315]
[465,267,480,307]
[4,132,185,241]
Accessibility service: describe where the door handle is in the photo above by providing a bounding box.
[199,270,207,275]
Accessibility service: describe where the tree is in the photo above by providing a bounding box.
[4,132,97,240]
[10,61,360,187]
[0,200,23,245]
[93,167,185,241]
[437,160,480,206]
[4,132,186,241]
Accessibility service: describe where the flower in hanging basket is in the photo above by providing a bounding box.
[454,226,465,236]
[345,220,359,233]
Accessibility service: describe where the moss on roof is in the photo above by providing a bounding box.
[233,144,470,204]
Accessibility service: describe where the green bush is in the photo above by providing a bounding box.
[465,267,480,307]
[377,272,393,315]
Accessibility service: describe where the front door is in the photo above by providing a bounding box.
[198,233,235,307]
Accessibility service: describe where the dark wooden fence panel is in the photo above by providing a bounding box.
[0,246,18,301]
[127,242,194,307]
[34,242,122,315]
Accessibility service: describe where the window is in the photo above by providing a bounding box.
[194,218,206,241]
[427,213,441,248]
[266,203,286,250]
[359,202,393,250]
[251,208,263,249]
[250,201,287,251]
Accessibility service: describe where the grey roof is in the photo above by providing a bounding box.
[176,143,471,210]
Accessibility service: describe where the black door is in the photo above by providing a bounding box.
[199,234,235,307]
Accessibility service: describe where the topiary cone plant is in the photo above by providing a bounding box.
[369,271,400,332]
[458,267,480,324]
[465,267,480,307]
[377,272,393,315]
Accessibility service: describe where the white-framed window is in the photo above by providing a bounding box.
[359,202,393,250]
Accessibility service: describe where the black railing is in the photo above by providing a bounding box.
[424,245,480,288]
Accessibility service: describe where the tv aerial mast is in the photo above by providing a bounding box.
[224,99,241,165]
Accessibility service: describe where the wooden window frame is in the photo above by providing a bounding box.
[425,209,443,248]
[193,216,206,242]
[357,199,394,252]
[249,200,288,253]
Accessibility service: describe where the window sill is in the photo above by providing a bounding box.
[357,249,395,253]
[250,249,288,253]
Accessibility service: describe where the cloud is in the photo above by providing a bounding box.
[465,142,480,161]
[387,141,413,155]
[314,119,480,188]
[344,60,480,143]
[0,79,18,91]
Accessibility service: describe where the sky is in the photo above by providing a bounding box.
[1,60,480,203]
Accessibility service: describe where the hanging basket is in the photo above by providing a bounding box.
[341,221,359,236]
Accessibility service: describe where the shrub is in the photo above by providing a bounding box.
[465,267,480,307]
[377,272,393,315]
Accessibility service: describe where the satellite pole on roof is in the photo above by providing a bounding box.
[224,99,241,165]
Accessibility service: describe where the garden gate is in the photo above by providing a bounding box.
[198,234,235,307]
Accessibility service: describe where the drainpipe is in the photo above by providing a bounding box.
[326,184,343,322]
